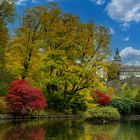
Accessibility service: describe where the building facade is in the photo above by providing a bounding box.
[113,49,140,80]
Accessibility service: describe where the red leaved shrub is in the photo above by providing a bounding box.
[91,89,110,106]
[5,80,47,115]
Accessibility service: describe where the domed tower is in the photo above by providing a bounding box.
[113,48,121,65]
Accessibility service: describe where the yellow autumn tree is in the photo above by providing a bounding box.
[0,0,16,96]
[5,3,110,112]
[5,6,46,79]
[6,3,110,90]
[0,0,15,69]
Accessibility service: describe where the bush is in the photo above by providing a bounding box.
[91,90,110,106]
[5,80,47,115]
[47,91,87,114]
[134,102,140,115]
[0,87,7,96]
[135,89,140,102]
[110,96,140,116]
[0,70,14,96]
[120,83,138,99]
[85,106,120,124]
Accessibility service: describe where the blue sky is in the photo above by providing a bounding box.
[14,0,140,65]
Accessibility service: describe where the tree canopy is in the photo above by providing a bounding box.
[5,4,110,95]
[0,0,15,69]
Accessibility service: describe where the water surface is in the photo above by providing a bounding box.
[0,119,140,140]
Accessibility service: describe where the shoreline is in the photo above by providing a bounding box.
[0,114,84,120]
[0,114,140,122]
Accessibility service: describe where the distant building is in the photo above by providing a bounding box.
[113,48,121,65]
[113,49,140,80]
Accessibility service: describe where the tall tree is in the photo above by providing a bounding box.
[0,0,15,69]
[5,3,110,94]
[5,6,45,79]
[0,0,16,96]
[38,5,110,93]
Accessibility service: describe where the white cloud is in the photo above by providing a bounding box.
[106,0,140,23]
[32,0,38,3]
[120,47,140,66]
[123,36,130,42]
[120,23,130,30]
[109,27,115,35]
[120,47,140,58]
[91,0,106,5]
[16,0,58,5]
[16,0,28,5]
[125,60,140,66]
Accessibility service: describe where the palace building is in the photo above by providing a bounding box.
[113,49,140,80]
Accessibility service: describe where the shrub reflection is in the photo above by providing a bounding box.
[4,121,45,140]
[1,120,140,140]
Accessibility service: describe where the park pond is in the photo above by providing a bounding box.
[0,119,139,140]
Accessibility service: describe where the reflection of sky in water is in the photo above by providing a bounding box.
[0,119,139,140]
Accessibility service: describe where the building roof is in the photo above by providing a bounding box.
[120,65,140,72]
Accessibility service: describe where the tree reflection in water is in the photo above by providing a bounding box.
[3,119,85,140]
[0,119,140,140]
[4,121,45,140]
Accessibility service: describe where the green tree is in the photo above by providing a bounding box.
[39,5,110,94]
[0,0,16,96]
[5,6,45,79]
[107,63,120,81]
[5,3,110,112]
[0,0,15,69]
[6,3,110,91]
